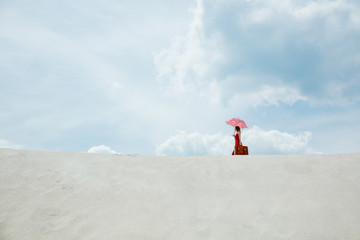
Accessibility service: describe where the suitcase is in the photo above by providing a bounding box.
[234,146,248,155]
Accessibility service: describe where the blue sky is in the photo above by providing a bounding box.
[1,0,359,155]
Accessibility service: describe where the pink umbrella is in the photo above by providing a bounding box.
[226,118,248,128]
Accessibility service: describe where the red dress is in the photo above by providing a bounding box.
[232,133,241,155]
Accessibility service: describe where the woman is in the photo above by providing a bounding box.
[232,126,242,155]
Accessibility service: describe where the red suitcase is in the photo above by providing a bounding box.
[234,146,249,155]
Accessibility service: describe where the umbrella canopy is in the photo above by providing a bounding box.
[226,118,248,128]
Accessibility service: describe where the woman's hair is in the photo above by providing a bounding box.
[235,126,240,132]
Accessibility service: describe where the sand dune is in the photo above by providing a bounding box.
[1,148,360,240]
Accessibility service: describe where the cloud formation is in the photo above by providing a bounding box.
[154,0,224,99]
[155,0,360,106]
[88,145,118,154]
[244,126,313,155]
[0,139,22,149]
[156,131,233,156]
[156,126,313,156]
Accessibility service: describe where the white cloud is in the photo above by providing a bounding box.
[0,139,22,149]
[292,0,357,23]
[156,131,233,156]
[243,126,313,155]
[154,0,360,107]
[153,0,315,108]
[88,145,118,154]
[226,84,307,109]
[154,0,225,97]
[251,85,307,106]
[156,126,313,156]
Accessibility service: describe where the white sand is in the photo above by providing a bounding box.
[1,148,360,240]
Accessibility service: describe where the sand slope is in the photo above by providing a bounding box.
[1,148,360,240]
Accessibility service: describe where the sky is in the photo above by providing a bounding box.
[1,0,359,156]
